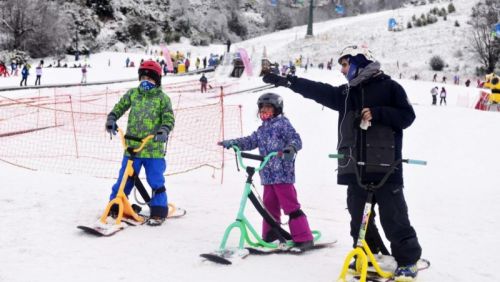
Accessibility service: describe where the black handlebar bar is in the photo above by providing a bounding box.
[240,152,265,161]
[124,135,143,142]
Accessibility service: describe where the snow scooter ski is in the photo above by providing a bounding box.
[200,145,335,265]
[329,153,430,282]
[78,128,185,237]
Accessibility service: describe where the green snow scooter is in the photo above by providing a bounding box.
[200,145,335,265]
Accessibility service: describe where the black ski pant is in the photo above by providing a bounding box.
[347,183,422,266]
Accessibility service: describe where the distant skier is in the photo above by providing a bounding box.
[465,79,471,87]
[81,65,87,84]
[105,60,175,226]
[199,73,208,93]
[226,39,231,53]
[219,93,315,252]
[262,45,421,280]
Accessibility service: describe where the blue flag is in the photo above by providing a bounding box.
[271,0,278,6]
[335,4,345,15]
[388,18,397,30]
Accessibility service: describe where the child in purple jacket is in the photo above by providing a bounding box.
[219,93,314,251]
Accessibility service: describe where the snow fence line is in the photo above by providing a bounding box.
[0,67,215,92]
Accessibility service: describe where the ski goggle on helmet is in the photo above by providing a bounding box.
[337,45,376,65]
[257,93,284,116]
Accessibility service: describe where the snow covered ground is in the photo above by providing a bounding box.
[1,0,499,281]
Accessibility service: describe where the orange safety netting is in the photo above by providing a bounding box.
[0,84,242,178]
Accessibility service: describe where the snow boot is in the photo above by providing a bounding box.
[394,264,418,281]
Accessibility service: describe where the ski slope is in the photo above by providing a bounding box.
[1,0,499,281]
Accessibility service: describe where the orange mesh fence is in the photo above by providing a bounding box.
[0,84,242,178]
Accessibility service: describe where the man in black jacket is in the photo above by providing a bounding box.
[262,45,421,280]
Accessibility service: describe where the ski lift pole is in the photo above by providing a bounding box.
[328,153,426,282]
[306,0,314,37]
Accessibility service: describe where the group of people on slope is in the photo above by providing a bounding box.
[430,86,447,106]
[105,44,422,281]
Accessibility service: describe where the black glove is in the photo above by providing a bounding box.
[262,73,290,87]
[154,126,169,142]
[217,140,236,149]
[282,145,297,161]
[105,113,117,135]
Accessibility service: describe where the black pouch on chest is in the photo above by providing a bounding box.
[364,124,395,173]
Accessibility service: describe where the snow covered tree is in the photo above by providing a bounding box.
[0,0,70,57]
[470,0,500,73]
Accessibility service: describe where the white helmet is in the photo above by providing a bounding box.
[338,45,376,64]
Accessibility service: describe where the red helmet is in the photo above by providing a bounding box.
[139,60,162,86]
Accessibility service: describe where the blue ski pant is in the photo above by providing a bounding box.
[347,183,422,266]
[109,157,167,213]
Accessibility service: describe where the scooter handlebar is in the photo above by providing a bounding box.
[405,159,427,166]
[117,128,154,153]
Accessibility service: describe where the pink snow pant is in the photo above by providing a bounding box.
[262,183,313,243]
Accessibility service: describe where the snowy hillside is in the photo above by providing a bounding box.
[1,0,499,281]
[233,0,479,82]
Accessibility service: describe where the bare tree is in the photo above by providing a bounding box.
[470,0,500,73]
[0,0,37,49]
[0,0,70,57]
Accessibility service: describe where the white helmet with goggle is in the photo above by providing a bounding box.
[338,45,375,64]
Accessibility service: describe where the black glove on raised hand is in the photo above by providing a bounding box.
[154,126,170,142]
[262,73,290,87]
[105,113,117,135]
[282,145,297,161]
[217,140,236,149]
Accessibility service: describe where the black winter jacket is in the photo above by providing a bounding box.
[289,73,415,185]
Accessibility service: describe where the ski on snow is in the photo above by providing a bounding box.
[200,240,337,265]
[77,207,187,237]
[347,256,431,282]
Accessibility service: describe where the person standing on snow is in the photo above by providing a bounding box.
[34,65,42,86]
[20,65,29,86]
[218,93,315,252]
[439,87,447,106]
[105,60,175,226]
[226,39,231,53]
[431,86,438,105]
[195,57,201,70]
[185,57,190,72]
[262,45,421,281]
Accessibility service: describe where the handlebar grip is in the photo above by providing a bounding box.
[328,154,345,159]
[240,152,264,161]
[406,159,427,166]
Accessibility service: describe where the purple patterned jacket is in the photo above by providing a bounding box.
[232,115,302,185]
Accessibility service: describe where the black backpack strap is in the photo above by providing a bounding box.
[248,191,292,243]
